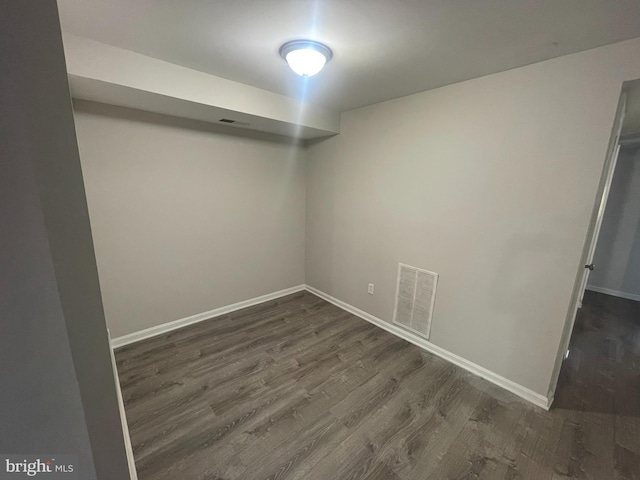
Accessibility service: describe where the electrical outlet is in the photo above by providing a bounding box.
[368,283,374,295]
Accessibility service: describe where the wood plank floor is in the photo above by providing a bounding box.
[116,290,640,480]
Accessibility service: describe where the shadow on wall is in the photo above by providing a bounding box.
[305,136,337,293]
[73,100,304,146]
[491,228,575,380]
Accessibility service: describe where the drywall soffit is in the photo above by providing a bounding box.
[62,34,341,139]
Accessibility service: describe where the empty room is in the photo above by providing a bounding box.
[2,1,640,479]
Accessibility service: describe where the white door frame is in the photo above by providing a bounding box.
[546,90,627,405]
[107,330,139,480]
[577,148,624,307]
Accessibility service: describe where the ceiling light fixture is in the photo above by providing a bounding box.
[279,40,332,77]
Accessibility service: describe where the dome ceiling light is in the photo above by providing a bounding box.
[279,40,332,77]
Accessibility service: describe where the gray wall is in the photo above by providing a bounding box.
[305,38,640,397]
[69,36,640,401]
[588,145,640,298]
[73,101,306,338]
[0,1,129,479]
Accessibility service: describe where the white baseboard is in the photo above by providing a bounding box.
[585,285,640,302]
[110,282,550,410]
[304,285,551,410]
[110,285,306,349]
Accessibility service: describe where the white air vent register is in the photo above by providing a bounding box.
[392,263,438,339]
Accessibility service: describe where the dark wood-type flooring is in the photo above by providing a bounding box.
[116,290,640,480]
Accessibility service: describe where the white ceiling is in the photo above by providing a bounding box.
[57,0,640,112]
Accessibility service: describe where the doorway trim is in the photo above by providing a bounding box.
[546,88,628,405]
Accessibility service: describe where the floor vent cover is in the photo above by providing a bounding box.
[393,263,438,340]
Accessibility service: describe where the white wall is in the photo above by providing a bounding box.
[1,3,129,477]
[305,38,640,398]
[588,145,640,299]
[73,101,306,338]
